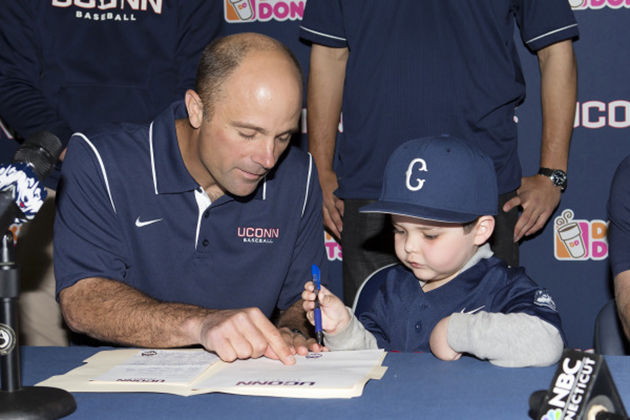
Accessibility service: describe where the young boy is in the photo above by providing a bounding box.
[303,136,565,367]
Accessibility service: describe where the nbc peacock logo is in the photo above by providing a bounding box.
[541,408,563,420]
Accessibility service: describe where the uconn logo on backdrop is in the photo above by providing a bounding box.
[570,0,630,9]
[224,0,304,23]
[574,100,630,129]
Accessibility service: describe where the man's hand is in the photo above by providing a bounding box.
[429,316,462,361]
[503,175,562,243]
[319,169,344,240]
[60,278,300,364]
[278,327,325,354]
[197,307,296,365]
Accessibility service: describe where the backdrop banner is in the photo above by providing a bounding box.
[1,0,625,350]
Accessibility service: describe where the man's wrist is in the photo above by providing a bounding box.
[538,167,567,191]
[181,308,218,346]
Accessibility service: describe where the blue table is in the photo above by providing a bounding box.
[15,347,630,419]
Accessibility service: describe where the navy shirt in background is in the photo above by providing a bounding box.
[299,0,579,199]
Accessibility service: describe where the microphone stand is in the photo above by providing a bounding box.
[0,208,76,419]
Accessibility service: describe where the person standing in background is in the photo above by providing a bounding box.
[0,0,223,345]
[300,0,578,306]
[609,156,630,341]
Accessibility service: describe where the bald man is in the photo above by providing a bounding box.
[54,33,327,365]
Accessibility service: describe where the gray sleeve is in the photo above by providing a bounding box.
[447,312,564,368]
[324,307,380,351]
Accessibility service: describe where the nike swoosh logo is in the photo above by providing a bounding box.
[135,217,163,227]
[460,305,485,315]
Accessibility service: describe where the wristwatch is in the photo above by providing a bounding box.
[538,168,567,192]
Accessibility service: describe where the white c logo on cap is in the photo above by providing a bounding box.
[405,158,427,191]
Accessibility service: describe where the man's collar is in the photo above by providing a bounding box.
[149,101,198,194]
[150,100,266,202]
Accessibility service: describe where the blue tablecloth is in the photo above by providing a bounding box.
[13,346,630,419]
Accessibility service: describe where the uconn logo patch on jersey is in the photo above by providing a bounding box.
[534,290,557,312]
[237,226,280,244]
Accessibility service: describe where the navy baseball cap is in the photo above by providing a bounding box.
[360,135,498,223]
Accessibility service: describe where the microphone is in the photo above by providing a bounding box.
[12,130,62,180]
[0,131,63,232]
[0,130,76,418]
[529,349,628,420]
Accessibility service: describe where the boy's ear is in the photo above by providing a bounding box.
[184,89,204,129]
[473,216,495,246]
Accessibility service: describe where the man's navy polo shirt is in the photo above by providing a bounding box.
[54,101,327,317]
[300,0,579,198]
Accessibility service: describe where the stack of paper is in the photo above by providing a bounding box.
[37,348,387,399]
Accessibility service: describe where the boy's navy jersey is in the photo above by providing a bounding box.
[299,0,579,198]
[359,259,565,352]
[54,101,327,317]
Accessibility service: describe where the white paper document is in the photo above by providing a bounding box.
[92,349,220,385]
[191,350,386,398]
[37,348,387,399]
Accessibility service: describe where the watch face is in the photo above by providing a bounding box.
[538,168,567,190]
[552,170,567,187]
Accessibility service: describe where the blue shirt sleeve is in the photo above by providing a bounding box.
[53,135,130,299]
[299,0,348,48]
[515,0,579,52]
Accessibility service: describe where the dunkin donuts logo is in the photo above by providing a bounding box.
[554,210,608,261]
[324,231,342,262]
[224,0,305,22]
[570,0,630,9]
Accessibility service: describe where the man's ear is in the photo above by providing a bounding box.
[473,215,495,246]
[184,89,204,129]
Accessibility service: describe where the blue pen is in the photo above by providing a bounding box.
[312,264,323,346]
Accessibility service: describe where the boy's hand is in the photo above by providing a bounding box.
[301,281,351,335]
[305,341,330,353]
[429,316,462,361]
